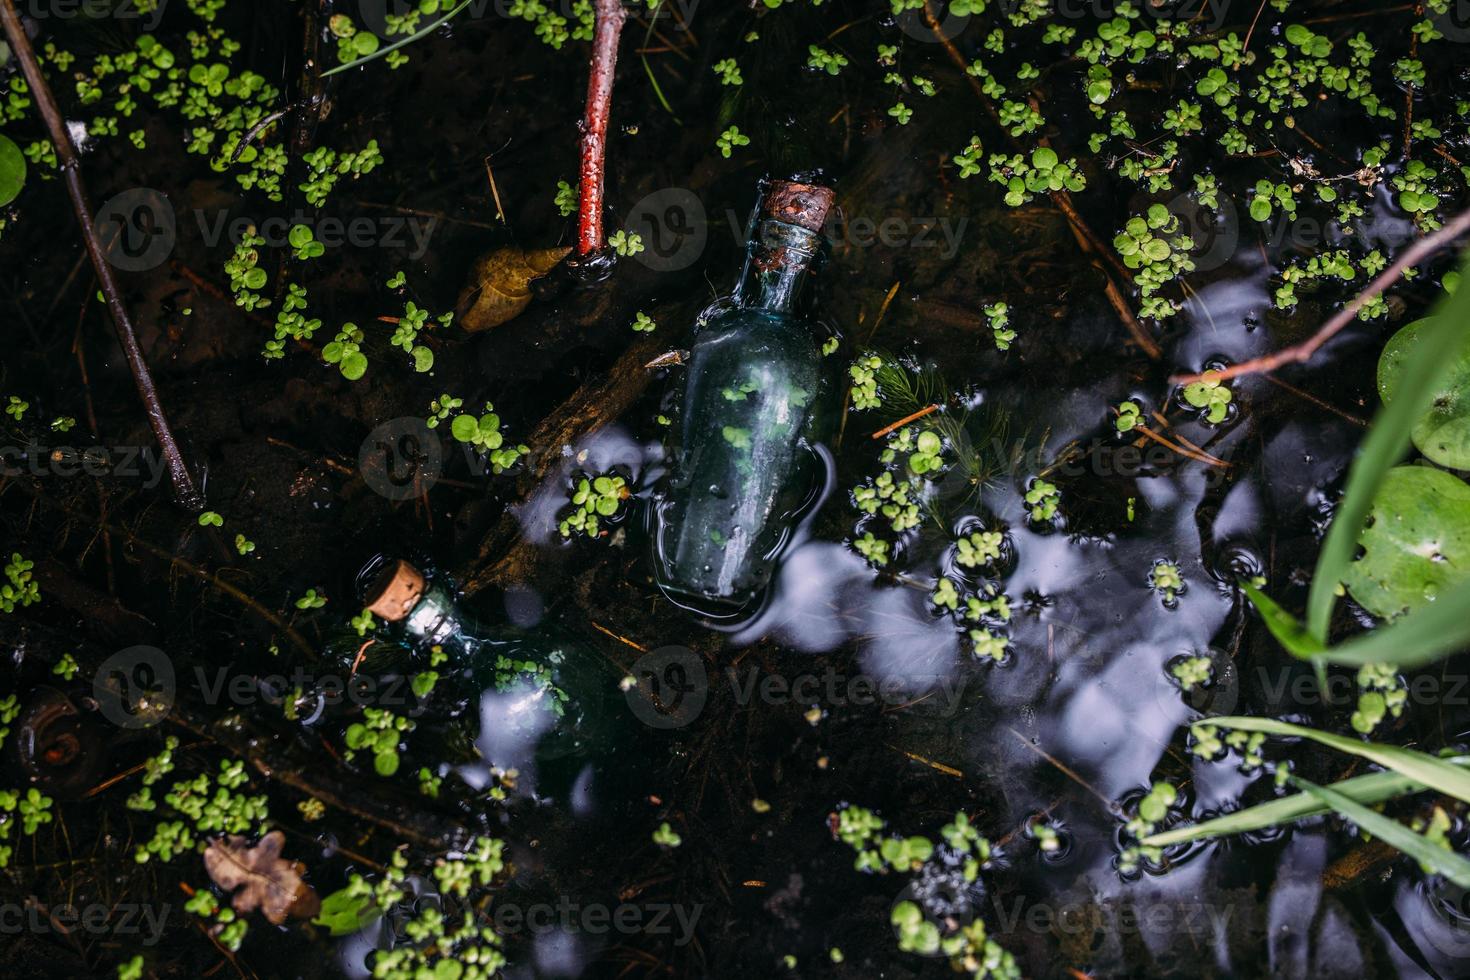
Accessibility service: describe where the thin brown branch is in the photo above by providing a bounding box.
[871,403,940,440]
[577,0,628,256]
[1174,206,1470,385]
[1242,0,1270,54]
[0,0,202,510]
[1134,425,1229,468]
[7,477,313,658]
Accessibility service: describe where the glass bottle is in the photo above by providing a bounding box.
[652,179,837,617]
[361,559,625,806]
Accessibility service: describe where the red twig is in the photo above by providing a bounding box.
[0,0,203,510]
[576,0,628,256]
[1173,206,1470,386]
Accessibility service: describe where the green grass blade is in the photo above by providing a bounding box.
[1140,758,1470,847]
[1306,255,1470,639]
[322,0,475,77]
[1291,776,1470,890]
[1247,570,1470,671]
[1316,575,1470,669]
[1207,716,1470,806]
[1241,582,1325,657]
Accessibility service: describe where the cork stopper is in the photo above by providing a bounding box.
[364,559,426,622]
[762,180,834,233]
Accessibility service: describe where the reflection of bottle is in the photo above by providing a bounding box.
[363,560,619,803]
[653,180,837,616]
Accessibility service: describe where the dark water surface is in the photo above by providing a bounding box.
[2,1,1469,978]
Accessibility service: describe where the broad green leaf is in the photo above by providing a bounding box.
[450,414,478,442]
[340,351,368,381]
[1339,465,1470,620]
[1141,758,1470,847]
[1208,716,1470,806]
[313,886,382,936]
[1378,317,1470,469]
[1308,256,1470,639]
[0,134,24,207]
[1291,777,1470,890]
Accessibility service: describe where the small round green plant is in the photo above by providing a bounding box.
[560,473,628,539]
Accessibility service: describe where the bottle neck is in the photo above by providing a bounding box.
[403,584,469,649]
[733,218,820,314]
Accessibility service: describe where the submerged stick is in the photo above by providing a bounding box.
[0,0,203,511]
[0,617,469,852]
[576,0,628,256]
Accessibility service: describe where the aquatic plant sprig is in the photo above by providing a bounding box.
[834,804,1018,978]
[560,471,629,539]
[323,1,476,76]
[1,552,40,613]
[448,403,530,473]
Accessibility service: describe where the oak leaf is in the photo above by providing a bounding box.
[203,830,321,925]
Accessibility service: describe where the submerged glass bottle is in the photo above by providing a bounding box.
[361,559,624,805]
[652,179,837,616]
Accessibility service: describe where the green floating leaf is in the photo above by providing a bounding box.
[1291,776,1470,890]
[313,887,382,937]
[1340,465,1470,621]
[1141,758,1470,847]
[1208,716,1470,807]
[1309,258,1470,639]
[1378,317,1470,469]
[0,134,24,207]
[340,351,368,381]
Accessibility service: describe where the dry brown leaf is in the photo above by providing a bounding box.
[202,830,321,925]
[459,245,569,333]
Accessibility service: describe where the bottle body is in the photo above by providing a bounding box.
[410,584,610,783]
[653,182,836,616]
[653,306,830,612]
[362,561,620,804]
